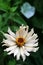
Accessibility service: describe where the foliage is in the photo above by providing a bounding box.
[0,0,43,65]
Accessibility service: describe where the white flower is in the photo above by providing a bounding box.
[2,25,39,61]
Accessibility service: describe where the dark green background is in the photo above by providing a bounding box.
[0,0,43,65]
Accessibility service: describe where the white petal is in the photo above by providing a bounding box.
[25,46,33,52]
[31,34,38,40]
[26,33,38,42]
[2,44,8,46]
[26,28,34,41]
[20,24,26,29]
[2,39,16,46]
[29,39,38,44]
[16,29,24,37]
[21,46,30,56]
[20,25,29,38]
[3,33,15,41]
[20,47,26,61]
[16,26,29,38]
[28,28,34,36]
[24,50,30,56]
[8,27,15,38]
[26,38,38,44]
[8,49,14,55]
[32,47,39,52]
[16,50,20,60]
[33,43,38,46]
[16,25,25,38]
[7,46,17,55]
[25,42,38,47]
[4,46,17,52]
[15,31,19,38]
[25,46,39,52]
[14,47,19,57]
[23,26,29,38]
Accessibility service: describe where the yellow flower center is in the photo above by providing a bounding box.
[16,37,25,47]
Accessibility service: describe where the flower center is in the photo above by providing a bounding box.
[18,38,24,43]
[16,37,25,47]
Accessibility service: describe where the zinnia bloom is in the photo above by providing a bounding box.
[2,25,39,61]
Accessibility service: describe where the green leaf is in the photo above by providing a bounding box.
[31,52,43,65]
[2,13,10,26]
[41,30,43,34]
[0,2,10,12]
[32,17,43,29]
[1,25,8,32]
[5,0,11,3]
[0,0,3,3]
[10,6,18,12]
[34,0,43,13]
[11,13,27,25]
[8,59,16,65]
[3,51,7,57]
[10,26,19,32]
[14,0,22,5]
[0,15,2,21]
[0,15,2,30]
[0,53,4,65]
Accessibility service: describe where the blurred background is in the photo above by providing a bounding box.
[0,0,43,65]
